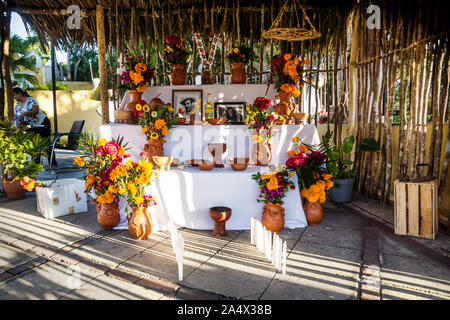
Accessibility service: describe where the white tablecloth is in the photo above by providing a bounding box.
[99,124,320,165]
[113,166,307,231]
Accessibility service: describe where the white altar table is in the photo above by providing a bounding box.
[99,124,321,165]
[113,166,307,231]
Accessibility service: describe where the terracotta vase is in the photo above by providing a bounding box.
[275,90,296,118]
[261,202,285,233]
[97,202,120,229]
[230,62,246,84]
[124,90,142,124]
[201,70,213,84]
[252,139,272,166]
[2,179,26,200]
[209,206,232,237]
[171,64,187,85]
[144,138,165,165]
[302,199,324,226]
[128,206,153,240]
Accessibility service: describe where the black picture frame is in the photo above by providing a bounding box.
[214,102,246,124]
[172,89,203,118]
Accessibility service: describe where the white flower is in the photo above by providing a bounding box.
[151,111,158,117]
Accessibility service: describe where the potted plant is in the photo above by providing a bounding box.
[134,98,180,165]
[116,159,159,240]
[227,45,252,84]
[0,120,49,200]
[163,35,190,85]
[286,136,333,225]
[244,97,277,165]
[74,134,131,229]
[252,166,296,233]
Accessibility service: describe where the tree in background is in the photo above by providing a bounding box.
[9,34,40,88]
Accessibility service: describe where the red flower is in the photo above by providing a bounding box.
[137,99,147,106]
[104,142,120,156]
[276,172,285,181]
[266,114,275,123]
[166,35,181,46]
[309,151,326,165]
[142,69,153,83]
[97,146,106,156]
[254,97,271,111]
[285,153,308,169]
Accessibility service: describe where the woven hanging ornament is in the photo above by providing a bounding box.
[262,0,321,41]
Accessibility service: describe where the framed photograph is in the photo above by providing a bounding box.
[172,90,203,118]
[214,102,246,124]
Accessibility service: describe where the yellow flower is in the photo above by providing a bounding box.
[161,126,169,136]
[299,145,308,154]
[325,180,334,190]
[142,127,150,135]
[135,104,142,111]
[234,48,239,53]
[322,173,333,181]
[74,156,85,167]
[127,181,138,195]
[267,176,279,191]
[118,147,125,156]
[86,174,96,185]
[154,119,166,130]
[150,132,159,140]
[125,160,133,170]
[108,185,120,194]
[292,89,300,98]
[98,138,106,146]
[134,196,144,206]
[262,173,274,181]
[229,49,233,54]
[292,136,299,143]
[280,83,292,93]
[143,105,150,112]
[288,150,298,158]
[289,171,295,177]
[118,188,125,195]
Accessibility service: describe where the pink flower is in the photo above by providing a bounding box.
[285,153,308,169]
[104,142,120,156]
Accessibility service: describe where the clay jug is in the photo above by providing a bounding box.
[275,90,295,117]
[230,62,246,84]
[2,179,26,200]
[144,138,165,165]
[124,90,142,124]
[171,64,187,85]
[261,202,285,233]
[97,202,120,229]
[252,138,272,166]
[128,206,153,240]
[302,199,324,226]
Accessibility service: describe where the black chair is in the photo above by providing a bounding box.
[49,120,85,169]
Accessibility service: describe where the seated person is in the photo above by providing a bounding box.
[12,87,58,168]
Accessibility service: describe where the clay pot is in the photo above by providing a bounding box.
[2,179,26,200]
[124,90,142,124]
[230,62,246,84]
[261,202,285,233]
[198,160,215,171]
[97,202,120,229]
[170,64,187,85]
[252,139,272,166]
[144,138,165,165]
[275,91,296,117]
[201,70,213,84]
[302,199,324,226]
[128,206,153,240]
[209,206,232,236]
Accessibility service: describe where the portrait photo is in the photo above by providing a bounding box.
[172,90,203,118]
[214,102,246,124]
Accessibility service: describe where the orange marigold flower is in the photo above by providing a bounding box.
[288,150,298,158]
[280,83,292,93]
[74,156,85,167]
[284,53,292,61]
[299,145,308,154]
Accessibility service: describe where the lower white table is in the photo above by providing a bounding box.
[113,165,307,231]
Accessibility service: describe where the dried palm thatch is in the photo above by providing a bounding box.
[262,0,321,41]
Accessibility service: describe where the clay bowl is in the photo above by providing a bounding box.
[152,156,173,167]
[206,118,227,125]
[231,163,248,171]
[187,159,202,167]
[293,112,309,121]
[198,160,215,171]
[170,158,181,167]
[114,109,132,121]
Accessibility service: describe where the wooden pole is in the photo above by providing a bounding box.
[96,5,109,124]
[2,11,13,121]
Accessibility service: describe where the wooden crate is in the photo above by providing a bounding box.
[394,179,439,239]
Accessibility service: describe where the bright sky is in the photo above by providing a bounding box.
[10,12,67,64]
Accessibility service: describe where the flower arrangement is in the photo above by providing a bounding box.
[244,97,277,139]
[227,45,252,64]
[252,167,296,205]
[74,135,131,205]
[271,53,310,97]
[133,98,180,141]
[163,35,190,67]
[115,159,159,215]
[118,49,153,93]
[285,136,333,204]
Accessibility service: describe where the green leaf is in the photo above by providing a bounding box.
[357,138,381,152]
[342,136,355,154]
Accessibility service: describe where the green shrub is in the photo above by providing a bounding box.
[29,82,68,91]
